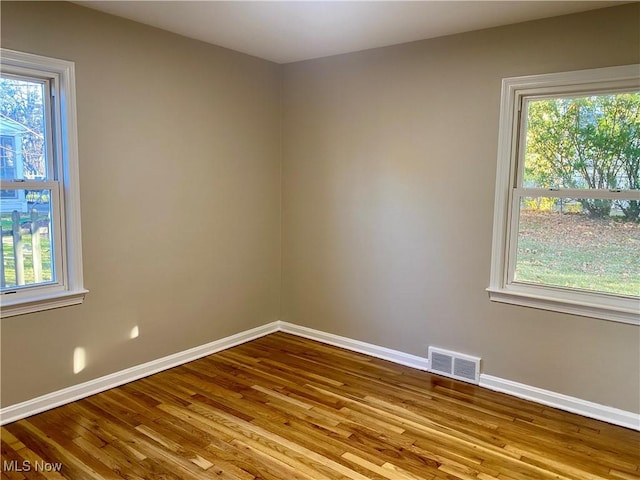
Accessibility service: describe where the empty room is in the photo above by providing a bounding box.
[1,1,639,478]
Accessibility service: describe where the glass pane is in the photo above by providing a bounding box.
[522,92,640,190]
[514,197,639,297]
[1,189,55,290]
[0,76,48,180]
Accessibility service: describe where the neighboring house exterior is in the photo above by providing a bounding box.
[0,116,27,212]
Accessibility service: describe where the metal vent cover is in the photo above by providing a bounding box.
[428,347,480,384]
[431,351,453,375]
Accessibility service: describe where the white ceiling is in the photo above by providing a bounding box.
[76,1,625,64]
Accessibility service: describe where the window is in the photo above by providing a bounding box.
[0,49,86,317]
[488,65,639,325]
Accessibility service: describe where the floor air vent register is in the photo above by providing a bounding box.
[427,346,481,384]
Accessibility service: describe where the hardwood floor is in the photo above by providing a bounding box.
[1,332,639,480]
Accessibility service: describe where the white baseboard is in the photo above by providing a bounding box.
[277,322,639,430]
[277,321,430,371]
[2,319,638,431]
[0,321,280,425]
[479,374,640,431]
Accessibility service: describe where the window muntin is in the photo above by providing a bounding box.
[0,49,86,317]
[488,65,640,325]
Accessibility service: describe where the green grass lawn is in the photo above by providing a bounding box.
[515,211,639,297]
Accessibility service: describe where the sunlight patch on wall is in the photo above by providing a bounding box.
[130,325,139,339]
[73,347,86,374]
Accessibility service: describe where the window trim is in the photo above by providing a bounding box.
[488,65,640,326]
[0,48,87,318]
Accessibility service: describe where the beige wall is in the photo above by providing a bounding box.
[1,2,282,407]
[2,2,639,414]
[281,4,640,412]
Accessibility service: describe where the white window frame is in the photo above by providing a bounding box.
[488,65,640,326]
[0,49,87,318]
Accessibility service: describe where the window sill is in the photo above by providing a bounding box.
[487,288,639,326]
[1,289,89,318]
